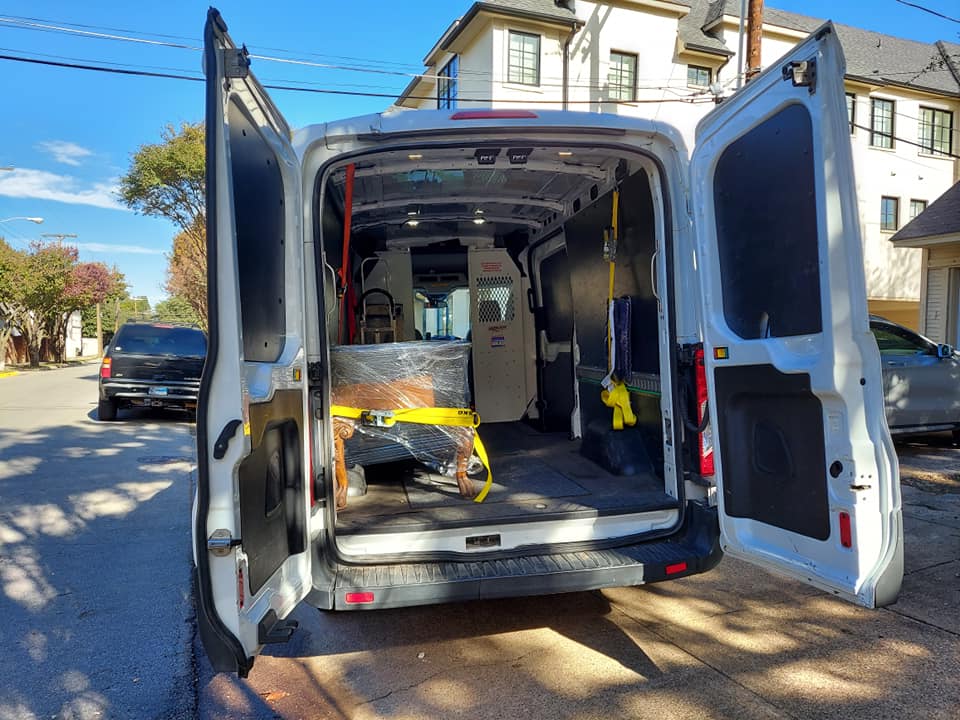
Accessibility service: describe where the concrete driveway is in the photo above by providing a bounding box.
[200,439,960,720]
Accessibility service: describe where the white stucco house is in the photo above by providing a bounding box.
[396,0,960,329]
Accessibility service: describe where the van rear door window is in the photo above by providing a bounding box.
[712,103,822,340]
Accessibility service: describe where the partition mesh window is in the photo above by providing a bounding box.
[475,276,515,322]
[507,31,540,85]
[919,107,953,156]
[608,51,637,101]
[437,56,458,109]
[870,98,895,149]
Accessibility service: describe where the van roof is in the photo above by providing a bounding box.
[294,108,689,158]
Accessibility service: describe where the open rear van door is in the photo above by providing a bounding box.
[194,9,313,676]
[689,24,902,607]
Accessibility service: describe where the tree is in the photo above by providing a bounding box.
[165,221,207,330]
[17,242,77,367]
[120,122,207,328]
[154,295,201,325]
[0,238,25,370]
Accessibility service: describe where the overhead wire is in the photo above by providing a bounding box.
[0,14,712,93]
[0,52,716,105]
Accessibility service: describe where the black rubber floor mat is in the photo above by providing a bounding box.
[403,455,589,508]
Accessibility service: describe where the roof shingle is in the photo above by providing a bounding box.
[891,182,960,244]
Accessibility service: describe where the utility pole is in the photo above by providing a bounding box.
[746,0,764,83]
[40,232,78,246]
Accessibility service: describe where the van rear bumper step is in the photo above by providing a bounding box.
[312,501,720,611]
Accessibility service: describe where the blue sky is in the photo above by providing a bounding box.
[0,0,956,305]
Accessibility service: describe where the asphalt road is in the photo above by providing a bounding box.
[0,364,197,719]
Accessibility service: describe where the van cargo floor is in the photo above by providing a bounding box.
[336,421,677,534]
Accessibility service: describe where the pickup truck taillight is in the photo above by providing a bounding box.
[100,358,112,379]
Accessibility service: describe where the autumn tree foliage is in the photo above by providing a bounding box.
[0,239,125,367]
[120,122,207,329]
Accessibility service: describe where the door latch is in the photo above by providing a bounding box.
[207,528,241,556]
[782,59,816,93]
[223,47,250,79]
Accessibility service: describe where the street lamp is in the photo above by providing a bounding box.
[0,216,44,224]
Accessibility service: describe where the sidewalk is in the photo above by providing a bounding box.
[0,356,101,378]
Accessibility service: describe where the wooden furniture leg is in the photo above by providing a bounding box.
[333,418,356,510]
[455,427,478,499]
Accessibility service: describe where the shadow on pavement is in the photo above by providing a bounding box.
[0,410,197,719]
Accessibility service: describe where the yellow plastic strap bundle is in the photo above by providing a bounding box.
[600,188,636,431]
[329,405,493,502]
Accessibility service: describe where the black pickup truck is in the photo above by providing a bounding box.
[98,322,206,421]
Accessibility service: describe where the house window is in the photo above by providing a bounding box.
[437,55,458,109]
[608,51,637,101]
[870,98,895,149]
[846,93,856,134]
[909,199,927,220]
[687,65,711,88]
[880,196,899,232]
[919,107,953,156]
[507,31,540,85]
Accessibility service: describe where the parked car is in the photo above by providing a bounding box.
[98,322,206,421]
[870,316,960,439]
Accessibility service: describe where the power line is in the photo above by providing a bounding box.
[0,52,716,105]
[894,0,960,24]
[852,121,960,159]
[0,14,714,90]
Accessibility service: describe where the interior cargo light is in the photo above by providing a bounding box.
[557,150,573,157]
[472,217,486,225]
[100,358,112,379]
[405,219,420,227]
[839,511,852,548]
[665,562,688,575]
[344,591,375,604]
[407,153,423,160]
[451,110,538,120]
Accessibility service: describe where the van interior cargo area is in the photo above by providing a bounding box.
[336,421,678,534]
[319,142,680,553]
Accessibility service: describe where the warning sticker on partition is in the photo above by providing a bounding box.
[491,336,506,348]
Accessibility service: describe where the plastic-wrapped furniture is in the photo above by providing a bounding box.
[329,341,476,509]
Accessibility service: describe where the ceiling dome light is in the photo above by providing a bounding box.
[405,219,420,227]
[472,217,485,225]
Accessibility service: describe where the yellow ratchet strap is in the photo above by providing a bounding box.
[329,405,493,502]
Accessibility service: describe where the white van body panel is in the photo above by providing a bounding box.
[196,9,901,677]
[690,25,902,607]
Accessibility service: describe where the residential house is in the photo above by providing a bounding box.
[396,0,960,328]
[890,180,960,346]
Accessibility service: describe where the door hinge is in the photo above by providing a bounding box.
[223,47,250,79]
[307,361,324,382]
[207,528,241,556]
[782,59,816,93]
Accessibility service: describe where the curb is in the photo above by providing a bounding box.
[0,370,19,379]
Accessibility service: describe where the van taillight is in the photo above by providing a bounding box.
[695,348,714,477]
[345,591,374,604]
[100,358,112,379]
[450,110,538,120]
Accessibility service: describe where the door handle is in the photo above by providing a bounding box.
[213,419,243,460]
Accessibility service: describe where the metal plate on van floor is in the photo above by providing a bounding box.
[403,456,589,508]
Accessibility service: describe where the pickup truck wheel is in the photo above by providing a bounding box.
[98,399,117,421]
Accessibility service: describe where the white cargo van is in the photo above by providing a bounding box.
[194,9,903,676]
